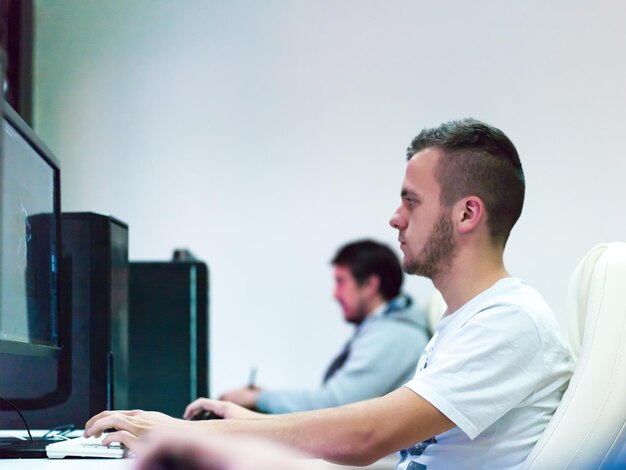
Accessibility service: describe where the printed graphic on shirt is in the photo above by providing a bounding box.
[416,333,437,371]
[397,437,437,469]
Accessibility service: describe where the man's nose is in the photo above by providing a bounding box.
[333,286,340,300]
[389,208,405,230]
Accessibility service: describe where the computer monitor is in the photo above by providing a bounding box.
[0,97,69,444]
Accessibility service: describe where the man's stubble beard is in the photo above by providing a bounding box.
[346,298,370,325]
[403,210,456,279]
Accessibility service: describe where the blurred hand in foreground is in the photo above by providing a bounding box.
[135,431,330,470]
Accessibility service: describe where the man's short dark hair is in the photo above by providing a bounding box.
[406,118,525,245]
[331,240,403,300]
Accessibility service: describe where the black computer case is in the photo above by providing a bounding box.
[127,261,209,418]
[10,212,131,429]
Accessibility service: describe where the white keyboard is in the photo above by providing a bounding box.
[46,435,129,459]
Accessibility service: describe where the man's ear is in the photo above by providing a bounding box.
[363,274,381,296]
[456,196,485,234]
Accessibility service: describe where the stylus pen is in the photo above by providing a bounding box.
[248,366,257,389]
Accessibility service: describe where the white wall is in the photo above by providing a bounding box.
[33,0,626,398]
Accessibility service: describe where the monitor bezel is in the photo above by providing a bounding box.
[0,102,64,360]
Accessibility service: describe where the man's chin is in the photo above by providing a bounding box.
[402,258,419,275]
[403,261,432,278]
[344,312,367,325]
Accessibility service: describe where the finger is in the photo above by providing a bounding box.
[84,415,115,438]
[84,410,113,436]
[86,414,135,439]
[102,429,140,453]
[84,409,142,436]
[184,398,221,420]
[183,399,206,419]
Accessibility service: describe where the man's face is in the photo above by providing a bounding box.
[333,264,370,324]
[389,147,456,279]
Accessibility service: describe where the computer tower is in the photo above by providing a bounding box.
[7,212,130,429]
[128,261,209,418]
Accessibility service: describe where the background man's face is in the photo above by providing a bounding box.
[333,264,370,324]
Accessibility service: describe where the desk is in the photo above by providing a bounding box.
[0,455,398,469]
[321,455,398,469]
[0,432,398,469]
[0,460,131,469]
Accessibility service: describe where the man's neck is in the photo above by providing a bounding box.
[364,296,387,319]
[433,246,509,314]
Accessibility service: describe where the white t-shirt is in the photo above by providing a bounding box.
[398,278,574,470]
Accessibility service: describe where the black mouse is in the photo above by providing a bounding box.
[190,409,223,420]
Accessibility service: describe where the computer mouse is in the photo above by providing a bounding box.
[189,409,223,420]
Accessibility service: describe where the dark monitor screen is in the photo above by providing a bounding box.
[0,102,65,408]
[0,116,59,355]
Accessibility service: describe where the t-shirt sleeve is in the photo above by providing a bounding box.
[404,306,545,440]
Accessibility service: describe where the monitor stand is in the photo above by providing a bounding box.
[0,436,65,458]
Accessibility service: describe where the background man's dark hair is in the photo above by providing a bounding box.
[331,240,403,300]
[407,118,525,245]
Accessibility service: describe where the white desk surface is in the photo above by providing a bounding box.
[0,456,398,469]
[0,431,398,469]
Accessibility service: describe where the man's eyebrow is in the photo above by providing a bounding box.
[401,188,419,198]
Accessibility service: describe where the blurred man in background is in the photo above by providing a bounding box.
[220,239,430,413]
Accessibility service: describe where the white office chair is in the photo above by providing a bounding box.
[522,242,626,469]
[426,288,447,335]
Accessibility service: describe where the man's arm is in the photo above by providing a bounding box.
[255,321,429,413]
[210,387,453,465]
[86,387,454,466]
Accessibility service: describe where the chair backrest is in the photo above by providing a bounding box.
[426,288,447,335]
[522,242,626,469]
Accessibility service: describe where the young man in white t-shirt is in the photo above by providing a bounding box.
[85,118,575,470]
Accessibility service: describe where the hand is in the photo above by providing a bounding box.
[184,397,267,421]
[135,430,327,470]
[83,409,187,451]
[218,386,262,409]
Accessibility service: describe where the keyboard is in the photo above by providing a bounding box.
[46,435,129,459]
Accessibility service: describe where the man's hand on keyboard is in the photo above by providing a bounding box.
[83,410,188,451]
[184,397,269,421]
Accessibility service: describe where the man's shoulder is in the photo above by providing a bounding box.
[452,279,568,355]
[463,278,553,321]
[368,300,429,336]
